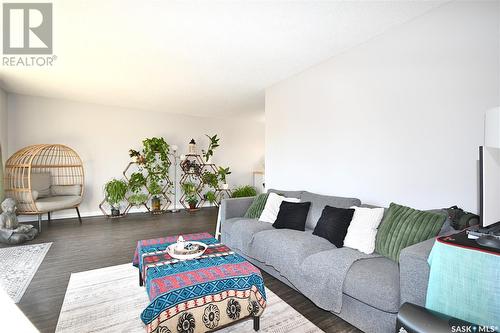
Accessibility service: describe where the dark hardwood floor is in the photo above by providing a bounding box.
[9,208,361,333]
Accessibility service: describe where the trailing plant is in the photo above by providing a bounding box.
[128,172,146,193]
[142,137,171,205]
[142,137,170,177]
[202,134,220,163]
[148,178,163,197]
[104,179,128,208]
[128,193,148,206]
[231,185,257,198]
[202,171,219,189]
[217,166,231,184]
[204,191,217,204]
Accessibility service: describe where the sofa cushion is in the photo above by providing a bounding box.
[375,203,446,261]
[267,188,304,199]
[343,206,385,254]
[35,195,82,212]
[301,191,361,230]
[249,229,336,276]
[224,218,274,253]
[313,206,355,247]
[273,201,311,231]
[258,193,300,223]
[244,193,269,219]
[343,257,400,313]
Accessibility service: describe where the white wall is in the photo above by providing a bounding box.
[7,94,264,218]
[0,88,7,164]
[265,0,500,212]
[0,88,7,203]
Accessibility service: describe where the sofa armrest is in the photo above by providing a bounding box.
[220,197,255,222]
[399,237,436,307]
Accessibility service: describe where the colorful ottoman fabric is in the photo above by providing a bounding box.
[133,232,266,333]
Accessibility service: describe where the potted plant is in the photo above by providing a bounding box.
[104,179,128,217]
[148,178,163,212]
[204,190,217,206]
[201,171,219,189]
[142,137,171,213]
[129,149,145,164]
[128,193,148,206]
[182,182,198,210]
[128,172,147,206]
[142,137,170,177]
[128,172,146,193]
[187,196,199,210]
[217,167,231,190]
[202,134,220,164]
[231,185,257,198]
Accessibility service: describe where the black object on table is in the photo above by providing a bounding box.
[438,230,500,254]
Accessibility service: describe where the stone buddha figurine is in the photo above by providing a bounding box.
[0,198,38,245]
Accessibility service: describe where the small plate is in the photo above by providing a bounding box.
[167,241,207,260]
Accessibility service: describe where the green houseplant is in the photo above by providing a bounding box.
[128,172,147,206]
[231,185,257,198]
[129,193,148,206]
[142,137,171,213]
[142,137,170,177]
[204,190,217,206]
[148,178,163,212]
[182,182,198,210]
[128,172,146,193]
[202,134,220,163]
[202,171,219,189]
[104,179,128,216]
[217,166,231,189]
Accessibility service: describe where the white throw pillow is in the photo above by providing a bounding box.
[343,206,385,254]
[258,192,300,223]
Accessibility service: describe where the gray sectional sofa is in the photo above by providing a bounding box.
[220,189,446,333]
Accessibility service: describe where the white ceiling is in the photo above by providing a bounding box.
[0,0,447,119]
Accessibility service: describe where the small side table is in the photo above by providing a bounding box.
[425,231,500,326]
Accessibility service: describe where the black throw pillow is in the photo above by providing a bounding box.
[273,201,311,231]
[313,205,355,247]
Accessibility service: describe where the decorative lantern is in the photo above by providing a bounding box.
[188,139,196,154]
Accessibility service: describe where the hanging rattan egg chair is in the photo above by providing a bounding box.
[4,144,85,231]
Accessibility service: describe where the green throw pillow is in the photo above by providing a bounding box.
[375,202,446,261]
[244,193,269,219]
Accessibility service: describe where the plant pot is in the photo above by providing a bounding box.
[111,207,121,217]
[221,183,229,190]
[188,202,197,210]
[151,197,161,211]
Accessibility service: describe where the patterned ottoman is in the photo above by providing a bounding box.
[133,232,266,333]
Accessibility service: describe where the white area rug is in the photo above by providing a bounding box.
[56,263,323,333]
[0,242,52,303]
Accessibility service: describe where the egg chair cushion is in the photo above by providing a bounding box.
[17,190,39,203]
[30,173,52,198]
[35,196,82,212]
[51,185,82,196]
